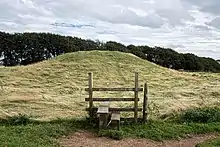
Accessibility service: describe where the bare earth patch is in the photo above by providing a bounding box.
[59,131,219,147]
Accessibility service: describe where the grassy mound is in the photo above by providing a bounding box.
[0,51,220,120]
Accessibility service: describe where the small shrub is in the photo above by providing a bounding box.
[0,114,31,125]
[179,107,220,123]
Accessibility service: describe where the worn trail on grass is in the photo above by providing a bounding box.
[59,131,218,147]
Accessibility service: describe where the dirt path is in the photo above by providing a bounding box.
[59,131,218,147]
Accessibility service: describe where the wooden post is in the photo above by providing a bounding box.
[143,83,148,123]
[134,72,138,123]
[88,72,93,119]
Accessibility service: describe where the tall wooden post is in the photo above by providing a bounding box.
[143,83,148,123]
[88,72,93,119]
[134,72,138,123]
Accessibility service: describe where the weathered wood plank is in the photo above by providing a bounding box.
[134,72,139,123]
[143,83,148,122]
[85,88,143,92]
[111,113,120,121]
[88,72,93,119]
[86,107,142,112]
[85,98,139,101]
[97,107,109,114]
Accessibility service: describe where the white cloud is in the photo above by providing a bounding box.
[183,0,220,15]
[207,17,220,29]
[0,0,220,59]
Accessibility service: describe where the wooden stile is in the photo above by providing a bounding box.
[85,72,148,124]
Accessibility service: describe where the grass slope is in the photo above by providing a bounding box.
[0,51,220,120]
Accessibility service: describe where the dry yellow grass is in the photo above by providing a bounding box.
[0,51,219,120]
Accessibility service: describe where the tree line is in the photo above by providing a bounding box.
[0,31,220,72]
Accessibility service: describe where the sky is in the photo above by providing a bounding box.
[0,0,220,59]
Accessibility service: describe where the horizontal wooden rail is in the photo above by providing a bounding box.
[85,98,139,101]
[85,88,143,92]
[86,107,142,112]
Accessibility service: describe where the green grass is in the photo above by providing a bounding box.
[1,117,220,146]
[1,108,220,146]
[0,117,90,147]
[197,138,220,147]
[99,107,220,140]
[0,123,66,147]
[0,51,220,120]
[99,121,220,140]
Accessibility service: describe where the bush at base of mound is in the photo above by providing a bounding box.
[178,107,220,123]
[0,114,32,125]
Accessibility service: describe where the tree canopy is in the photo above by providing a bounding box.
[0,31,220,72]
